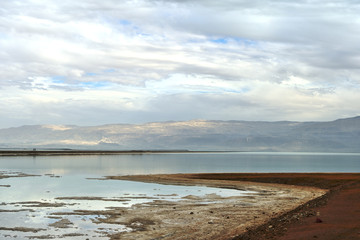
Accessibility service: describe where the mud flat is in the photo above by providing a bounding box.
[111,173,360,240]
[0,171,40,179]
[2,171,358,239]
[103,174,327,240]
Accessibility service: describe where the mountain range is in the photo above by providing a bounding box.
[0,116,359,152]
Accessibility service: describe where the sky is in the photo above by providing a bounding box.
[1,0,360,128]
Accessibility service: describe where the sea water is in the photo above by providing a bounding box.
[0,152,359,239]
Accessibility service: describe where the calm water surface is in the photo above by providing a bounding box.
[1,152,359,175]
[1,152,359,239]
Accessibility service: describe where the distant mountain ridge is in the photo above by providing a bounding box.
[0,116,360,152]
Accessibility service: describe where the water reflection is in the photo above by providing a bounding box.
[0,168,244,239]
[1,152,360,175]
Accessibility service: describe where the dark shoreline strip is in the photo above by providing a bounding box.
[0,150,232,156]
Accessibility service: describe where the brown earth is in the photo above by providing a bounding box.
[182,173,360,240]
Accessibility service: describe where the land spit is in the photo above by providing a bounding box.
[0,150,211,156]
[102,174,326,240]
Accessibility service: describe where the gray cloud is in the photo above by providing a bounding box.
[0,0,360,128]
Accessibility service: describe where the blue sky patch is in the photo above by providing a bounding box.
[209,37,258,46]
[118,19,131,25]
[51,76,66,84]
[210,38,228,44]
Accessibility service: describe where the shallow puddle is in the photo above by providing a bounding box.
[0,171,250,239]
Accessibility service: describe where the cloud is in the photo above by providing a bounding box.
[0,0,360,127]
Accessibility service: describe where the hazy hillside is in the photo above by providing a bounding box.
[0,116,359,152]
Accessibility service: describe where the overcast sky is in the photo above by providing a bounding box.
[1,0,360,128]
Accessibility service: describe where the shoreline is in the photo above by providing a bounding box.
[104,173,327,240]
[1,171,359,239]
[105,173,360,240]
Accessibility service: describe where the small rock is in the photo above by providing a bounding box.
[190,212,194,215]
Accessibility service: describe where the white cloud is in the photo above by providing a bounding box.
[0,0,360,127]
